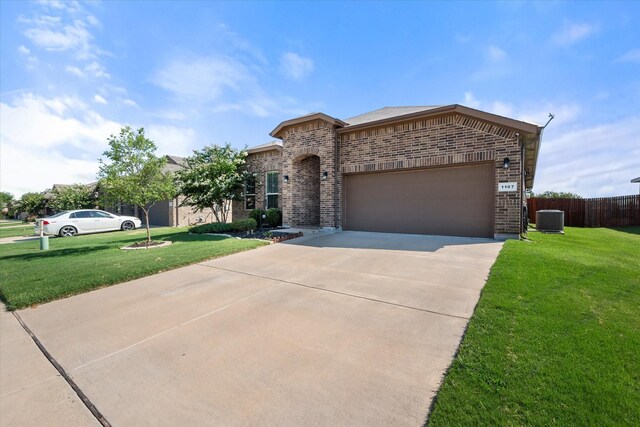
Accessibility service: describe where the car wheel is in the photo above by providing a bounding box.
[59,226,78,237]
[121,221,135,231]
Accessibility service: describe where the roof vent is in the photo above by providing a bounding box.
[536,210,564,233]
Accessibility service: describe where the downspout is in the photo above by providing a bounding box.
[518,133,524,237]
[521,113,554,235]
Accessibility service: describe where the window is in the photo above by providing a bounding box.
[245,176,256,210]
[71,211,92,219]
[265,171,279,209]
[92,211,113,218]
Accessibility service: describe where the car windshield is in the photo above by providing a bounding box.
[47,211,68,218]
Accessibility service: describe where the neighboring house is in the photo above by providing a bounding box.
[232,104,543,240]
[43,182,99,216]
[632,177,640,194]
[145,155,214,227]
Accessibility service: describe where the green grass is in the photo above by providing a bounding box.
[0,220,29,228]
[0,227,268,310]
[0,224,35,238]
[428,227,640,426]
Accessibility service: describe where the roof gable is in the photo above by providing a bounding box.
[270,113,348,139]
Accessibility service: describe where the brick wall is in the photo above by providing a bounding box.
[279,120,339,228]
[338,113,522,236]
[292,155,320,226]
[232,149,283,220]
[171,196,217,226]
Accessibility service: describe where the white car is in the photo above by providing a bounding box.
[35,210,142,237]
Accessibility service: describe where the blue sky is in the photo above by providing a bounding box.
[1,0,639,197]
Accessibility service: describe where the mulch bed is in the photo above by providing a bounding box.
[121,240,172,250]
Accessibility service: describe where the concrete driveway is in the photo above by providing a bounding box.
[8,231,503,426]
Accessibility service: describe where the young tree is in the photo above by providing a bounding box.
[98,126,176,244]
[0,191,14,218]
[176,144,249,223]
[16,192,46,219]
[49,184,97,212]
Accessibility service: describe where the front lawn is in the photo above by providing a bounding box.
[428,227,640,426]
[0,220,28,228]
[0,224,35,238]
[0,227,268,310]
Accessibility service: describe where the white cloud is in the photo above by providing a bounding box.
[1,144,99,196]
[85,15,101,28]
[534,117,640,197]
[518,103,581,127]
[23,17,92,52]
[122,99,139,108]
[471,44,511,81]
[280,52,314,80]
[17,45,31,55]
[464,92,481,109]
[153,56,252,101]
[93,94,107,104]
[85,61,110,78]
[19,1,110,65]
[616,49,640,64]
[489,101,513,117]
[487,45,506,61]
[146,125,197,157]
[461,93,580,126]
[66,65,84,77]
[553,22,598,46]
[0,93,122,196]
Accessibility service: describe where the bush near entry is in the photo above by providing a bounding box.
[189,218,258,234]
[265,208,282,227]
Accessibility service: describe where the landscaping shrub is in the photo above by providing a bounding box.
[189,222,232,234]
[231,218,257,232]
[265,208,282,226]
[249,209,265,224]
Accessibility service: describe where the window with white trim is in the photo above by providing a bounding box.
[265,171,279,209]
[245,176,256,210]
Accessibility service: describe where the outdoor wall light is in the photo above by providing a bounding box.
[503,158,510,169]
[321,171,328,180]
[284,175,289,183]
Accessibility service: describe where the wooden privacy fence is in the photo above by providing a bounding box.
[528,195,640,227]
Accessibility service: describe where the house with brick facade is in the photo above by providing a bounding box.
[145,155,211,227]
[232,104,543,240]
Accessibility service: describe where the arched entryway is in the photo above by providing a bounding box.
[291,154,321,227]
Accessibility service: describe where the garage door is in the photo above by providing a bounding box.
[343,163,494,238]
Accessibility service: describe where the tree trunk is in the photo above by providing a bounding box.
[220,201,228,223]
[211,205,221,223]
[142,208,151,244]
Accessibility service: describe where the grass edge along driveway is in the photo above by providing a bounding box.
[0,224,35,238]
[0,227,268,310]
[428,227,640,426]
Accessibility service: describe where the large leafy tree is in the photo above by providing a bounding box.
[0,191,14,218]
[50,184,97,212]
[176,144,249,223]
[98,126,176,243]
[16,192,46,219]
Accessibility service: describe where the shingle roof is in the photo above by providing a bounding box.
[247,140,282,153]
[631,177,640,183]
[344,106,442,126]
[163,155,187,173]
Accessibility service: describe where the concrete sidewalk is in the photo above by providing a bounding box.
[0,235,42,245]
[0,304,98,426]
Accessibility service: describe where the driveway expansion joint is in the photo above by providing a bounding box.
[199,263,471,321]
[12,311,112,427]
